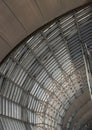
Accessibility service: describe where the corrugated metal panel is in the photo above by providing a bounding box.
[0,4,92,130]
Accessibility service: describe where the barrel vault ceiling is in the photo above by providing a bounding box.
[0,0,90,62]
[0,1,92,130]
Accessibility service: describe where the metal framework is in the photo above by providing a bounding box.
[0,4,92,130]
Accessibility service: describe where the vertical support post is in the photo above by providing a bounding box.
[81,43,92,99]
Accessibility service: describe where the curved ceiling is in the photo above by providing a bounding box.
[0,2,92,130]
[72,100,92,130]
[0,0,90,62]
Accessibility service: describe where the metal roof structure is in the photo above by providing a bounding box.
[0,0,89,62]
[0,2,92,130]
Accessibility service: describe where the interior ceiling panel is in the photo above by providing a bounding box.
[0,1,26,48]
[0,3,92,130]
[76,110,92,130]
[70,100,92,129]
[63,90,90,127]
[3,0,44,33]
[0,0,90,62]
[0,36,11,61]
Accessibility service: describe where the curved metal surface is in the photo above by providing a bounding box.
[62,88,90,129]
[70,100,92,129]
[0,4,92,130]
[0,0,90,62]
[76,110,92,130]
